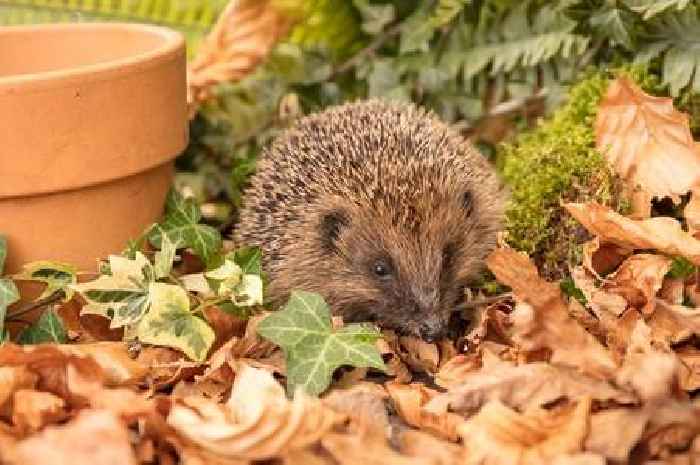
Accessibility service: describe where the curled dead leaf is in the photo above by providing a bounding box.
[187,0,294,113]
[488,248,616,378]
[168,364,345,460]
[11,389,66,434]
[386,382,463,441]
[427,362,633,418]
[322,383,390,435]
[458,397,591,465]
[565,202,700,265]
[585,408,649,462]
[7,409,136,465]
[595,77,700,203]
[397,430,465,465]
[321,431,428,465]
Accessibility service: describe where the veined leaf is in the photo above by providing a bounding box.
[352,0,395,35]
[148,189,222,268]
[154,231,178,280]
[229,246,263,276]
[17,309,67,345]
[136,283,215,362]
[257,290,385,396]
[71,253,152,327]
[13,261,78,302]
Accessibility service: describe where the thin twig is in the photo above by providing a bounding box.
[331,21,405,78]
[457,292,513,310]
[6,291,63,321]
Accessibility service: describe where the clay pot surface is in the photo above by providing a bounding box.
[0,23,188,273]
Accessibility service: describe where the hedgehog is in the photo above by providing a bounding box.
[234,99,505,341]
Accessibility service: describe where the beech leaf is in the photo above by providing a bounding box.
[257,291,386,396]
[595,77,700,202]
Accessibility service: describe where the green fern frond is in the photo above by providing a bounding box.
[623,0,691,20]
[636,5,700,95]
[431,0,470,27]
[462,2,589,79]
[0,0,229,56]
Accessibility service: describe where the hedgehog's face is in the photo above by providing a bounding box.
[315,188,492,342]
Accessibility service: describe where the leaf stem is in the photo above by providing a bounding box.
[6,291,63,321]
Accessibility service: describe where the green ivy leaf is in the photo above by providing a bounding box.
[13,261,78,302]
[135,283,215,362]
[229,246,263,276]
[148,189,222,267]
[257,291,385,396]
[17,309,67,345]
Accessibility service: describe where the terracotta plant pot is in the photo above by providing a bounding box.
[0,23,188,273]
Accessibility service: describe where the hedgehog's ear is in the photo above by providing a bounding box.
[319,210,349,252]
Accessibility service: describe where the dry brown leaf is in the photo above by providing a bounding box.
[582,237,631,276]
[435,353,482,389]
[571,266,628,318]
[386,382,463,441]
[187,0,294,113]
[487,248,617,378]
[322,382,389,435]
[676,347,700,392]
[585,408,649,462]
[282,448,335,465]
[321,431,428,465]
[648,300,700,345]
[398,336,440,374]
[550,454,606,465]
[607,254,672,315]
[0,366,37,413]
[616,320,680,402]
[7,409,136,465]
[0,343,104,407]
[565,202,700,265]
[427,362,632,418]
[11,389,66,433]
[595,77,700,203]
[660,277,686,305]
[168,363,345,460]
[397,430,465,465]
[58,342,148,385]
[458,397,591,465]
[377,333,412,383]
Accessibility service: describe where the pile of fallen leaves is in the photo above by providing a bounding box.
[4,77,700,465]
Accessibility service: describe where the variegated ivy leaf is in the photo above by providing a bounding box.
[231,274,263,307]
[147,189,222,267]
[154,232,177,280]
[135,282,214,362]
[13,261,78,302]
[0,236,18,341]
[257,291,385,396]
[71,252,151,328]
[205,259,243,297]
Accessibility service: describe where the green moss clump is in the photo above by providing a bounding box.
[498,72,624,278]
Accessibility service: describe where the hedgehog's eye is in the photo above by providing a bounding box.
[462,191,474,217]
[372,259,392,278]
[320,210,349,252]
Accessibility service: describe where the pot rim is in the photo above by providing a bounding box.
[0,22,184,91]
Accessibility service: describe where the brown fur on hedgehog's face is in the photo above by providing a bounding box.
[298,188,489,342]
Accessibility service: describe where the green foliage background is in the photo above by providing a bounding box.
[2,0,700,262]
